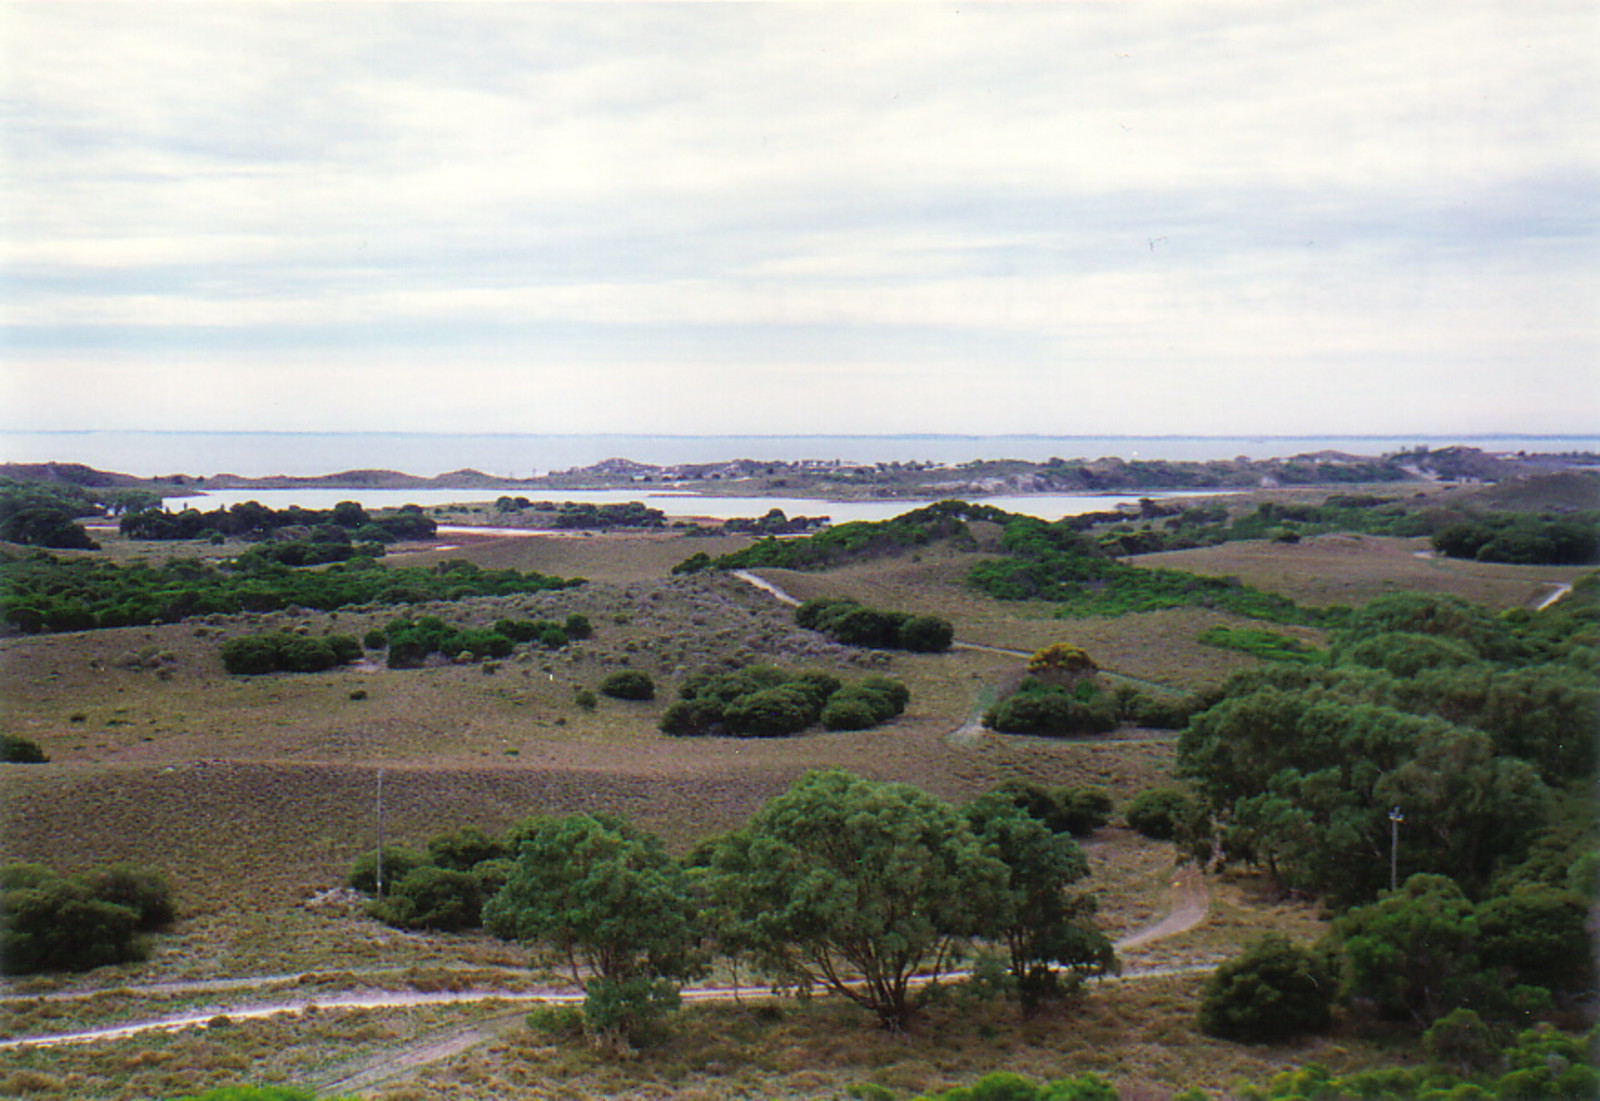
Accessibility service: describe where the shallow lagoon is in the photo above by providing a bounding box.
[157,487,1229,524]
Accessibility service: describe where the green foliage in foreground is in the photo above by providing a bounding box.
[1197,935,1335,1042]
[1328,873,1594,1029]
[911,1071,1120,1101]
[963,794,1115,1015]
[0,552,582,634]
[901,1022,1598,1100]
[1235,1025,1598,1100]
[660,664,908,737]
[0,862,174,974]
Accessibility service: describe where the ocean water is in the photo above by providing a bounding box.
[4,431,1594,480]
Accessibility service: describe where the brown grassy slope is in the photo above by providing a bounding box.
[1130,532,1585,610]
[0,532,1179,928]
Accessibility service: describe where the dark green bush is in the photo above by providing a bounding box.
[985,682,1116,737]
[426,827,508,872]
[663,666,910,738]
[599,670,655,700]
[1,733,48,763]
[898,614,955,652]
[722,685,819,737]
[0,862,173,974]
[821,698,880,731]
[1198,935,1334,1042]
[796,598,953,652]
[372,866,485,931]
[1124,788,1199,841]
[77,865,175,929]
[220,632,361,675]
[988,781,1113,838]
[348,846,429,897]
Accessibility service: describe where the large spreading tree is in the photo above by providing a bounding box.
[709,769,1005,1031]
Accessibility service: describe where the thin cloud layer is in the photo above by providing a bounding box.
[3,2,1595,435]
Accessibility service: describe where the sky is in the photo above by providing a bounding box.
[2,1,1597,438]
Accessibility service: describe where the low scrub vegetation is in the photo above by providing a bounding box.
[971,514,1315,622]
[0,552,582,634]
[1196,625,1326,664]
[120,499,436,543]
[659,664,908,737]
[0,861,174,974]
[220,631,363,674]
[795,596,955,652]
[983,645,1199,737]
[1,733,48,763]
[678,500,1013,573]
[599,669,656,700]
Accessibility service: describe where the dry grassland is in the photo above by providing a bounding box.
[1132,532,1583,611]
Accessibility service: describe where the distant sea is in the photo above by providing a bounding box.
[4,431,1595,480]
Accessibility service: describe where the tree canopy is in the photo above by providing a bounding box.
[709,769,1005,1031]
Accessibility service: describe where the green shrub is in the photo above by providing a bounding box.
[76,864,175,929]
[664,666,910,738]
[599,670,655,701]
[796,598,953,652]
[898,614,955,652]
[1,734,48,763]
[1124,788,1199,841]
[821,697,880,731]
[0,862,173,974]
[348,846,429,897]
[220,632,361,675]
[988,781,1112,838]
[1198,935,1334,1042]
[985,682,1116,737]
[426,827,507,872]
[373,866,484,931]
[722,685,819,737]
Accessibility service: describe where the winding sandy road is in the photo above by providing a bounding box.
[0,866,1211,1060]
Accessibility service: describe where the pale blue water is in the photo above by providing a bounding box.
[4,431,1594,480]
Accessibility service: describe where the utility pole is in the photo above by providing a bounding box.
[1389,806,1404,891]
[375,768,386,898]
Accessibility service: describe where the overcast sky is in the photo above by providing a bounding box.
[3,1,1596,437]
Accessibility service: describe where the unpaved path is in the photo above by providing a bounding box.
[730,569,802,606]
[1,867,1212,1055]
[1114,864,1209,950]
[1536,581,1574,611]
